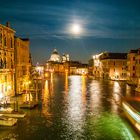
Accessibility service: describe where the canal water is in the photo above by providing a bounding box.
[0,74,139,140]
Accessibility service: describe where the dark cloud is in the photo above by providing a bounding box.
[0,0,140,64]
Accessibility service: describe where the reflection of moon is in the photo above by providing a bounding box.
[71,24,81,34]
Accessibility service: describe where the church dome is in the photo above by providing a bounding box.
[49,49,61,62]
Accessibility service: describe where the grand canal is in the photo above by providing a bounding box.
[0,74,140,140]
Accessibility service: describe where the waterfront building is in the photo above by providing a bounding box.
[62,54,70,63]
[93,52,127,80]
[49,49,61,62]
[0,22,15,98]
[92,53,102,78]
[46,49,70,73]
[127,50,139,85]
[76,65,88,75]
[14,37,31,94]
[136,49,140,87]
[68,61,88,75]
[88,59,94,75]
[127,48,140,87]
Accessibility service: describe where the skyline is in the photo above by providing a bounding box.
[0,0,140,64]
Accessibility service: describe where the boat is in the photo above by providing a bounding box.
[0,110,26,118]
[20,88,38,109]
[0,107,13,114]
[0,114,17,126]
[122,100,140,132]
[20,101,38,109]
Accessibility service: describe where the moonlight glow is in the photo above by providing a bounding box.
[71,24,82,35]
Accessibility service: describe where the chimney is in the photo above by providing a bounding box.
[6,21,10,28]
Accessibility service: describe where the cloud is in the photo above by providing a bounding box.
[1,0,140,40]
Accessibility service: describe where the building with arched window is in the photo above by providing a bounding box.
[0,22,15,98]
[46,49,70,73]
[49,49,61,62]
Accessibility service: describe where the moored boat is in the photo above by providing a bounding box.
[0,115,17,126]
[20,101,38,109]
[0,110,26,118]
[0,107,13,114]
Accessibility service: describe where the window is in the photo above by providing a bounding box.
[4,36,6,46]
[0,58,3,68]
[4,58,6,68]
[11,37,13,48]
[11,59,13,68]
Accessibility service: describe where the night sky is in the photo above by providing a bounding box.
[0,0,140,64]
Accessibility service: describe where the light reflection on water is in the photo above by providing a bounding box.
[0,75,139,140]
[66,76,86,139]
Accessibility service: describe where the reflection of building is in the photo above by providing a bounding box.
[127,49,140,87]
[0,22,15,97]
[14,37,31,94]
[93,52,127,80]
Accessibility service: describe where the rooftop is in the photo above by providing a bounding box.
[100,52,127,60]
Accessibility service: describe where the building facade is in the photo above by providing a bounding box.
[0,23,15,98]
[93,52,127,80]
[136,49,140,87]
[46,49,70,73]
[14,37,31,94]
[127,49,140,86]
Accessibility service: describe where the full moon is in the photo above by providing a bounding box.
[71,24,81,35]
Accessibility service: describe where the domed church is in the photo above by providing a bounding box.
[49,49,61,62]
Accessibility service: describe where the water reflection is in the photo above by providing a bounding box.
[89,80,102,113]
[66,76,86,139]
[81,76,87,104]
[64,72,69,94]
[41,79,54,127]
[0,75,139,140]
[42,80,50,115]
[112,81,121,113]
